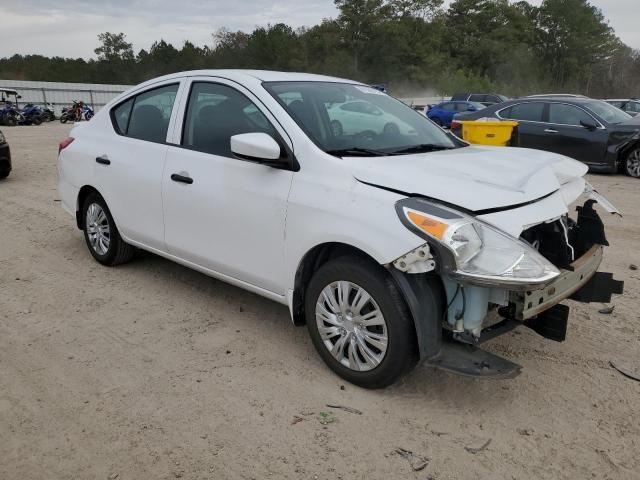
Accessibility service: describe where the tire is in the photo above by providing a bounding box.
[81,192,136,266]
[305,256,418,389]
[0,170,9,179]
[625,147,640,178]
[32,116,42,126]
[330,120,343,137]
[60,114,68,124]
[4,115,17,127]
[85,111,94,120]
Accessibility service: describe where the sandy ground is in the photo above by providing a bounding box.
[0,122,639,480]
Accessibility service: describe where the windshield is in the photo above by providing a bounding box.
[585,100,631,124]
[263,81,459,156]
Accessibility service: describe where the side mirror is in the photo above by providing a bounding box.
[231,132,283,165]
[580,119,598,130]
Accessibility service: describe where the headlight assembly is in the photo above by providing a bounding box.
[396,198,560,287]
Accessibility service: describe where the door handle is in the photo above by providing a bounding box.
[171,173,193,184]
[544,129,558,134]
[96,155,110,165]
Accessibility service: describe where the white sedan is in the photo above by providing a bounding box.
[58,70,622,388]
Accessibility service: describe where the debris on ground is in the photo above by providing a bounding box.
[317,412,337,425]
[609,361,640,382]
[517,428,534,436]
[629,264,638,270]
[326,404,362,415]
[598,305,615,314]
[395,448,429,471]
[291,415,304,425]
[464,438,492,454]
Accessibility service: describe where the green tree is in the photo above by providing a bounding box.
[94,32,134,62]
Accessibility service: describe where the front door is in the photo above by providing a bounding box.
[544,103,608,165]
[162,79,294,294]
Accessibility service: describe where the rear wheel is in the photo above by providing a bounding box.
[82,192,136,266]
[305,256,418,388]
[626,147,640,178]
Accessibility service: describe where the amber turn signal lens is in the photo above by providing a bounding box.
[406,211,447,240]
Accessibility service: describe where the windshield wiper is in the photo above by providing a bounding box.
[389,144,455,155]
[325,147,389,157]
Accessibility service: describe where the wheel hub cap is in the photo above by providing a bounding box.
[86,203,111,255]
[315,281,388,372]
[628,150,640,178]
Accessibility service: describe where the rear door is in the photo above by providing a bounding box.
[544,102,608,165]
[497,102,546,148]
[92,81,182,250]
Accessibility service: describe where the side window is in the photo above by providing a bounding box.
[454,102,469,111]
[469,94,484,103]
[628,102,640,113]
[548,103,594,126]
[182,82,277,157]
[112,84,179,142]
[441,103,456,111]
[501,103,544,122]
[127,85,179,143]
[112,98,134,134]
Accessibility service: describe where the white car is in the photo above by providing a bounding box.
[58,70,623,388]
[327,100,415,137]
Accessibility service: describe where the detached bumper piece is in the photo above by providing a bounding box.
[570,272,624,303]
[425,341,521,379]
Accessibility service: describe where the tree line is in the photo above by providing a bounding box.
[1,0,639,98]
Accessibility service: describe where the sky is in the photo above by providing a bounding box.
[0,0,637,59]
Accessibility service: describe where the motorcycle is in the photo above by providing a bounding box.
[0,102,24,127]
[60,101,94,123]
[40,103,56,122]
[19,104,44,125]
[82,103,94,120]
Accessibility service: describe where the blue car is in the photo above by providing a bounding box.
[427,101,485,128]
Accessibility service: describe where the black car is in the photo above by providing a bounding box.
[451,93,508,107]
[452,96,640,178]
[0,129,11,179]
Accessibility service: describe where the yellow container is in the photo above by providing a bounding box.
[460,120,519,146]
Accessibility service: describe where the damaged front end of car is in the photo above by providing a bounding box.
[388,184,624,379]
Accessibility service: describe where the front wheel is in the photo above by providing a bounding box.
[60,114,68,124]
[82,192,136,266]
[626,147,640,178]
[305,257,418,388]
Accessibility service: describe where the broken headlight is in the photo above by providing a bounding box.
[396,198,560,286]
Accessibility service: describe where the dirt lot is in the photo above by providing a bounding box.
[1,122,639,480]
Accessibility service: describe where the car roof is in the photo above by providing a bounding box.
[605,98,639,101]
[525,93,588,98]
[512,96,594,104]
[131,69,362,91]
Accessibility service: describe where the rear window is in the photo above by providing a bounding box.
[500,103,544,122]
[111,83,179,143]
[112,98,133,134]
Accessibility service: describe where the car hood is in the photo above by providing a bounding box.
[612,115,640,131]
[346,146,588,212]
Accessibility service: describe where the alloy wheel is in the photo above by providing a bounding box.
[315,281,388,371]
[627,149,640,178]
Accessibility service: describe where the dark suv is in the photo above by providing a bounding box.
[0,129,11,179]
[451,93,508,106]
[452,96,640,177]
